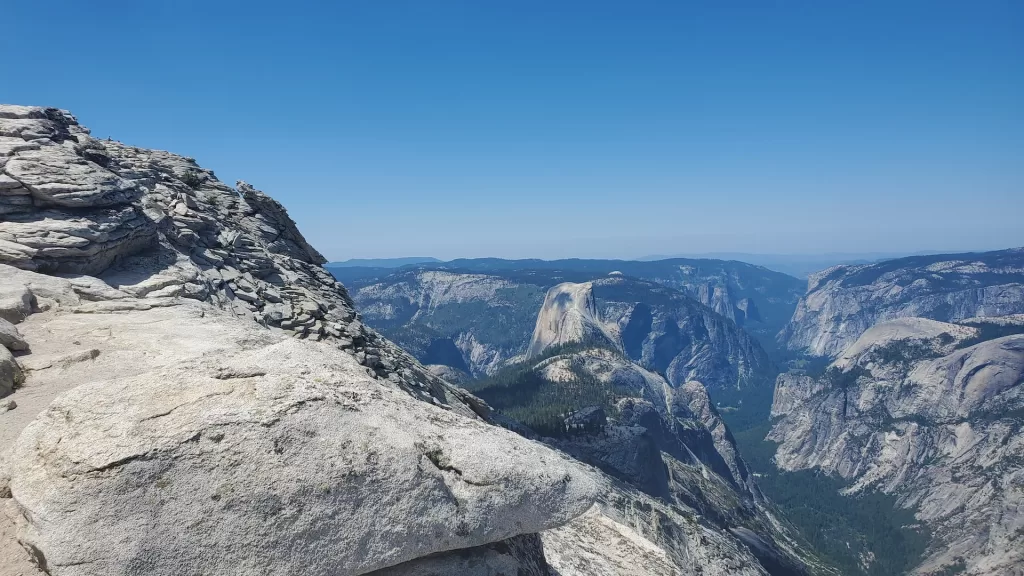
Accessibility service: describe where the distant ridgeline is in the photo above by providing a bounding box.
[779,247,1024,358]
[330,256,805,347]
[341,263,790,428]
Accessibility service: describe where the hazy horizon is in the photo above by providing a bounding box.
[328,246,1019,264]
[5,1,1022,261]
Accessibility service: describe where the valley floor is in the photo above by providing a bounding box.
[729,423,931,576]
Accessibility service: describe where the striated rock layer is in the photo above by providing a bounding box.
[769,317,1024,575]
[0,104,484,416]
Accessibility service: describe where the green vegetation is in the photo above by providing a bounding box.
[956,320,1024,349]
[822,364,872,390]
[869,339,942,368]
[462,341,634,437]
[733,424,931,576]
[181,169,203,189]
[712,382,776,432]
[929,557,967,576]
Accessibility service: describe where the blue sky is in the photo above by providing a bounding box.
[3,1,1021,260]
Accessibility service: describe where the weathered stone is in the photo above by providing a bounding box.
[0,281,34,323]
[0,318,27,351]
[7,339,598,576]
[367,533,552,576]
[0,207,157,274]
[0,346,23,398]
[4,147,141,208]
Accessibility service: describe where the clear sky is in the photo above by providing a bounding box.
[3,1,1022,261]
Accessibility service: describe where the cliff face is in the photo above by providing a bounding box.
[768,316,1024,575]
[779,249,1024,358]
[0,104,609,575]
[589,277,775,393]
[527,282,616,357]
[352,268,546,377]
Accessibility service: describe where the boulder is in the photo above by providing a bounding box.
[7,339,598,576]
[0,318,27,351]
[0,347,23,398]
[0,281,33,323]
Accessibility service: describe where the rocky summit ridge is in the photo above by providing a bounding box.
[0,104,611,575]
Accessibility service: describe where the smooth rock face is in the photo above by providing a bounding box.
[769,319,1024,575]
[779,248,1024,357]
[534,278,775,393]
[4,293,597,576]
[527,282,614,357]
[831,316,975,370]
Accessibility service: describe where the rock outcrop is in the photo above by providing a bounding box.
[779,249,1024,357]
[540,277,776,394]
[7,330,596,576]
[0,104,604,575]
[768,317,1024,575]
[0,104,484,417]
[526,282,617,357]
[0,346,22,398]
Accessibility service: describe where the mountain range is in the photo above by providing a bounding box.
[343,247,1024,575]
